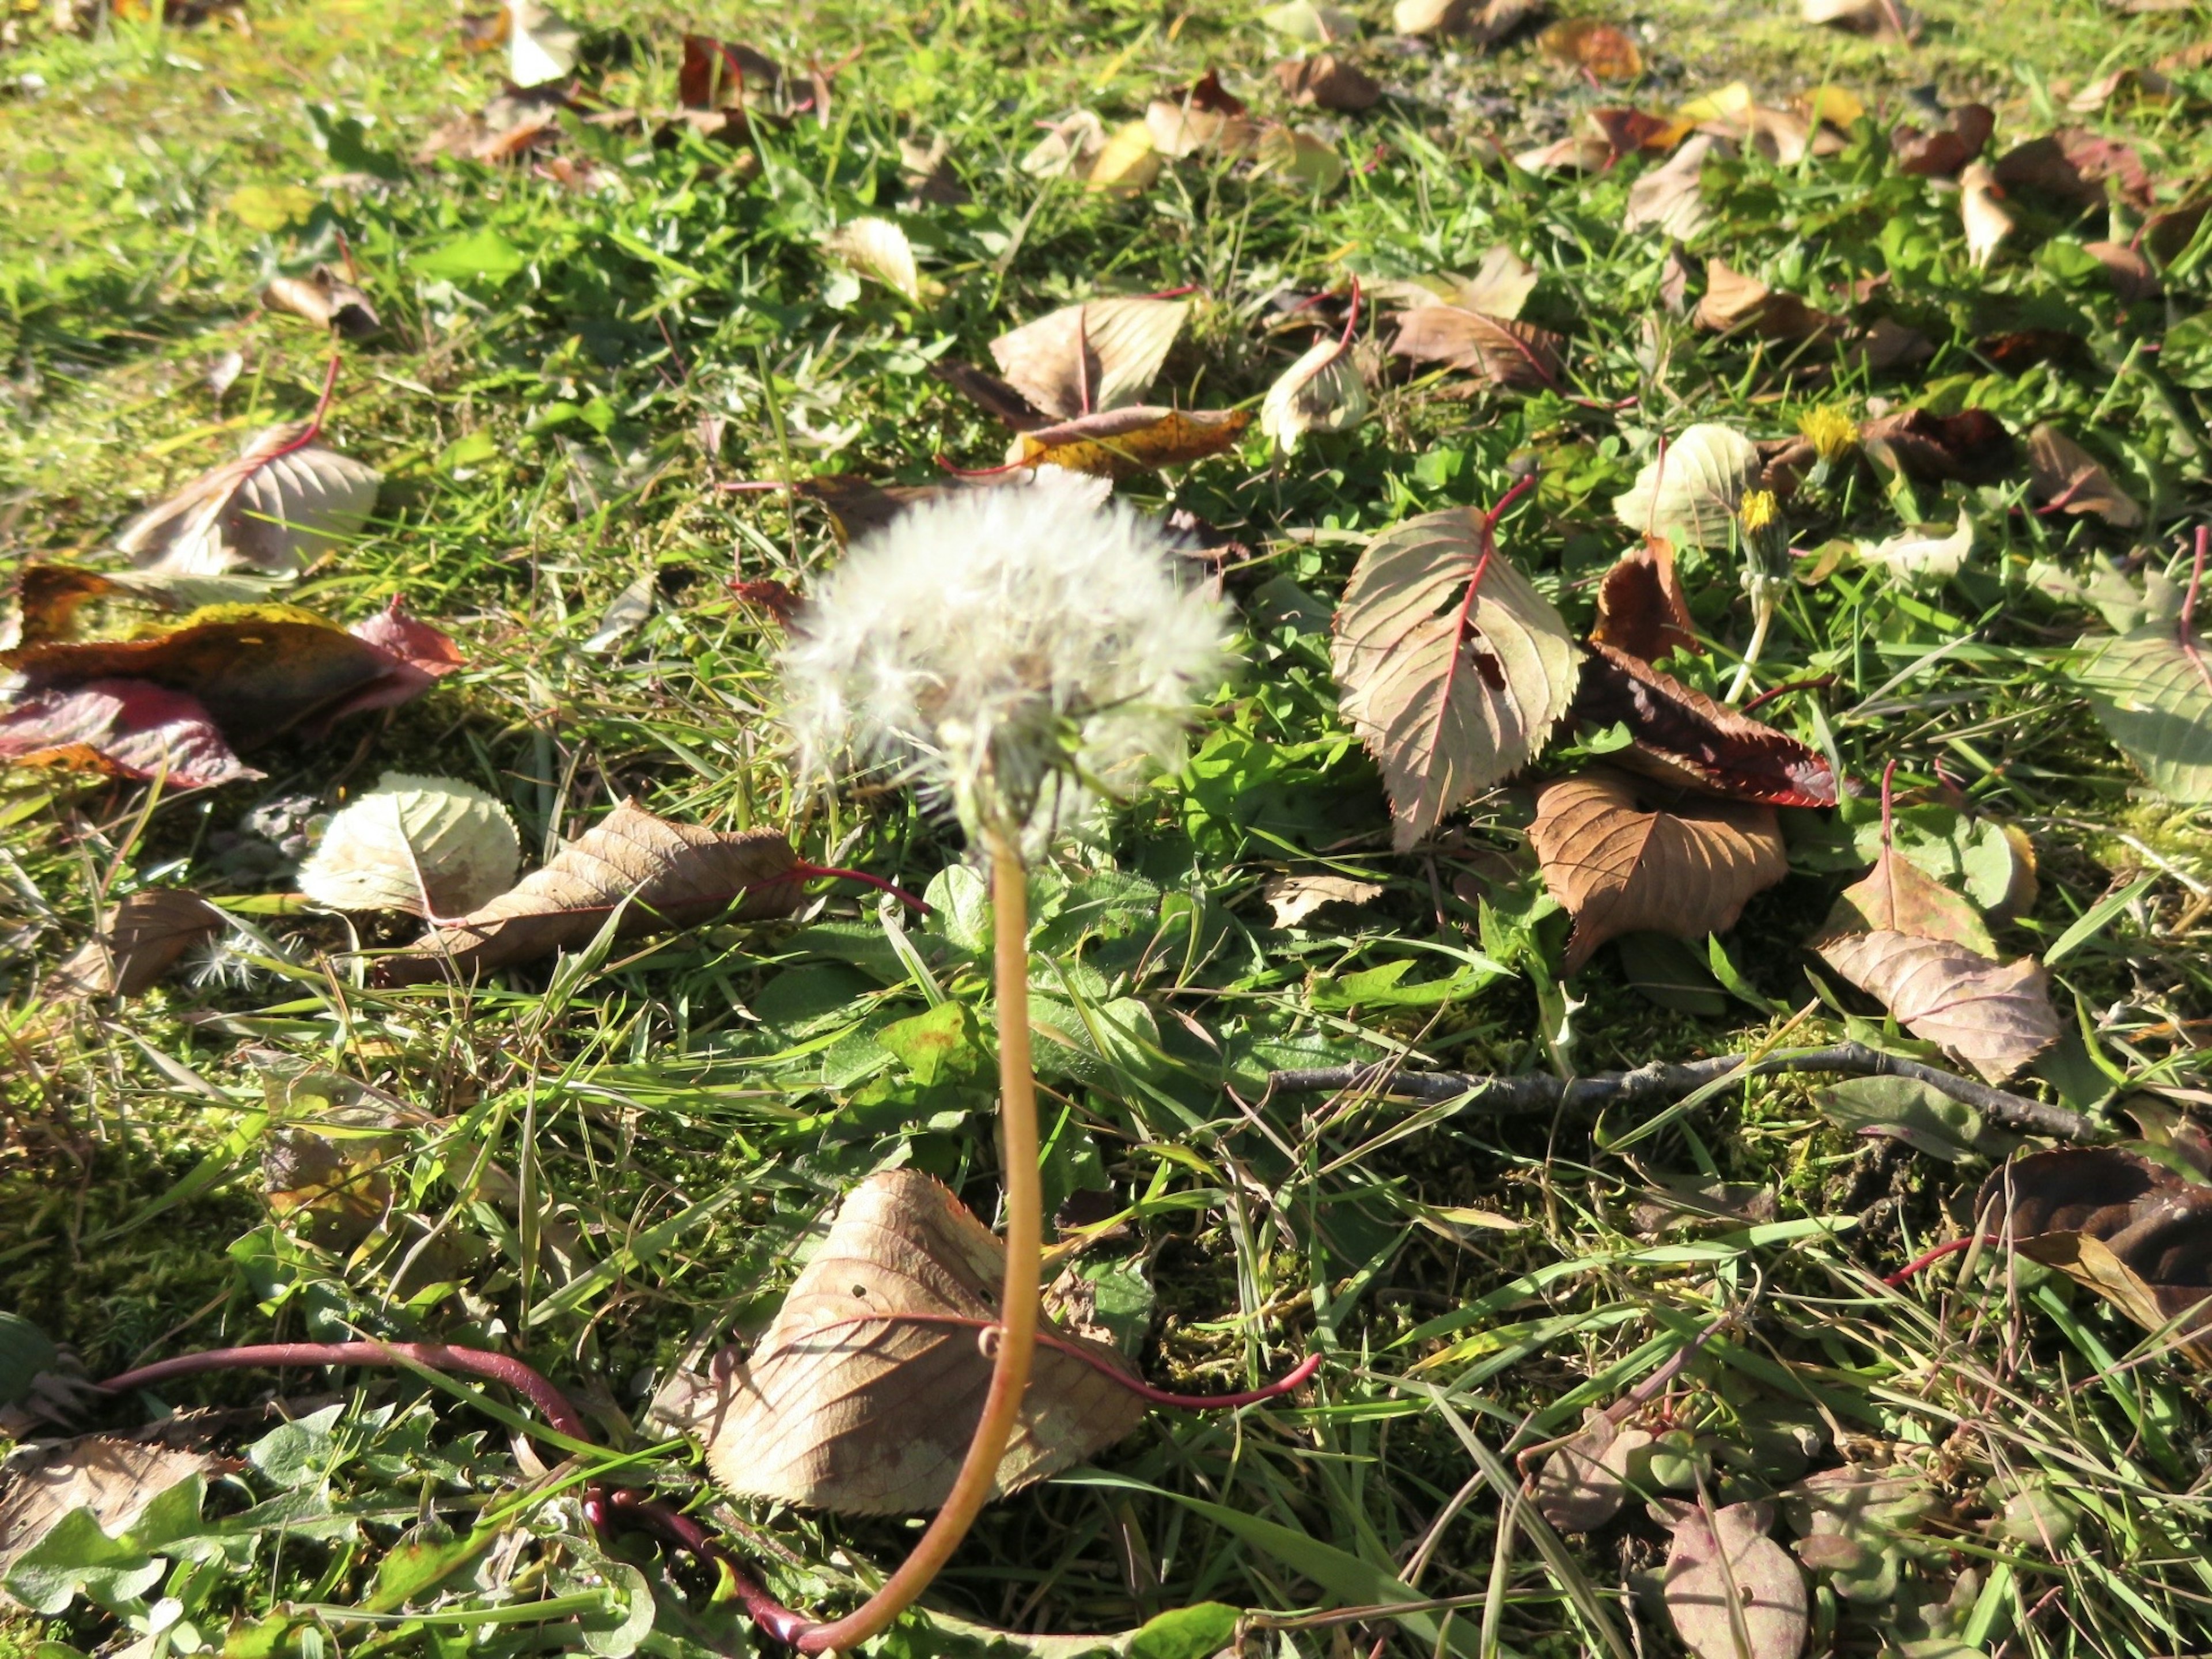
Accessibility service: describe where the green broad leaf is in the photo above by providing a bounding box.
[371,1521,497,1608]
[1124,1604,1240,1659]
[414,230,529,284]
[248,1404,346,1489]
[1816,1077,2015,1163]
[924,863,993,956]
[876,999,987,1087]
[2074,624,2212,803]
[3,1506,163,1615]
[578,1556,656,1657]
[1310,955,1502,1011]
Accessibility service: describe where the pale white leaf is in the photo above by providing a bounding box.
[300,772,521,919]
[1611,423,1760,547]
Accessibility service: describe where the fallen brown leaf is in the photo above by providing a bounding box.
[1332,503,1581,849]
[990,297,1191,421]
[1529,767,1788,972]
[1992,129,2153,212]
[2084,240,2161,301]
[1538,17,1642,80]
[929,361,1051,432]
[1801,0,1916,35]
[1623,132,1721,240]
[1590,539,1699,665]
[1694,260,1842,344]
[0,1439,225,1585]
[380,801,804,986]
[52,888,226,998]
[1815,931,2060,1083]
[1387,306,1563,389]
[1892,103,1994,177]
[115,423,381,578]
[1009,407,1251,478]
[1571,643,1839,808]
[1392,0,1542,42]
[1262,872,1385,928]
[1661,1499,1809,1659]
[677,34,785,111]
[2027,423,2143,528]
[1274,53,1382,111]
[1857,407,2016,484]
[0,680,257,790]
[1145,69,1256,158]
[263,266,380,338]
[702,1170,1149,1511]
[1815,825,1997,956]
[1980,1147,2212,1363]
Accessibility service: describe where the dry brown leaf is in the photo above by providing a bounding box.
[1801,0,1916,34]
[1624,133,1721,240]
[2027,423,2143,528]
[1980,1147,2212,1363]
[990,297,1191,421]
[263,266,380,338]
[1694,261,1841,344]
[702,1170,1149,1512]
[1815,931,2061,1083]
[1274,53,1382,111]
[1393,0,1541,41]
[1592,540,1698,664]
[0,1439,224,1585]
[1589,106,1693,161]
[677,34,785,111]
[1365,247,1538,319]
[1960,161,2016,269]
[1145,69,1256,158]
[2084,240,2161,301]
[1892,103,1994,178]
[1332,509,1580,849]
[1263,872,1385,928]
[1387,307,1563,389]
[1857,407,2016,484]
[1993,130,2153,213]
[52,888,225,999]
[1261,327,1368,452]
[1529,767,1786,972]
[1537,17,1642,80]
[2069,66,2173,114]
[115,425,381,578]
[1020,109,1107,179]
[1571,643,1838,808]
[379,801,803,986]
[1513,132,1612,174]
[1009,407,1251,478]
[1816,828,1997,956]
[927,362,1051,432]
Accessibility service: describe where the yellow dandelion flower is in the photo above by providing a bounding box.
[1738,488,1779,535]
[1798,406,1858,463]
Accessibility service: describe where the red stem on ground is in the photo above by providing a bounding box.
[785,859,931,913]
[1882,1236,1999,1287]
[259,353,344,468]
[1737,675,1837,716]
[1336,276,1362,353]
[97,1332,1321,1645]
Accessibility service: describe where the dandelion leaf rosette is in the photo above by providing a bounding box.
[2073,623,2212,803]
[1331,507,1580,848]
[702,1171,1148,1512]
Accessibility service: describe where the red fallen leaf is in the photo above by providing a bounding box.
[0,679,260,789]
[729,578,802,624]
[1571,642,1837,807]
[1892,103,1994,177]
[1992,130,2153,212]
[1590,540,1699,665]
[350,597,465,679]
[1589,107,1689,161]
[1858,407,2016,485]
[677,35,784,111]
[929,360,1051,431]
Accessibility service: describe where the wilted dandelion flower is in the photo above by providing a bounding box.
[779,478,1233,854]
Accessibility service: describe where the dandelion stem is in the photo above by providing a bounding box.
[1725,594,1774,703]
[794,839,1043,1652]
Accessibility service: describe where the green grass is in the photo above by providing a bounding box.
[5,0,2212,1654]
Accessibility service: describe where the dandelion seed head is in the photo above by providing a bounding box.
[778,476,1234,855]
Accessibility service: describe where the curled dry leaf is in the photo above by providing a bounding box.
[380,802,802,985]
[0,679,256,790]
[299,772,521,918]
[1261,328,1369,453]
[1274,53,1382,111]
[1801,0,1915,34]
[1862,509,1974,586]
[1612,423,1761,548]
[1535,1410,1656,1531]
[677,34,784,111]
[1661,1500,1809,1659]
[1892,103,1994,178]
[1020,109,1107,179]
[1263,872,1385,929]
[1537,17,1642,79]
[2074,618,2212,803]
[52,888,225,998]
[1572,643,1838,808]
[1008,407,1251,478]
[0,1439,224,1593]
[1529,767,1787,972]
[1624,133,1721,240]
[263,266,380,338]
[2085,240,2161,301]
[115,423,382,578]
[1514,132,1612,174]
[1815,931,2061,1083]
[990,297,1190,422]
[1365,247,1537,320]
[702,1170,1149,1512]
[2027,425,2143,528]
[824,218,922,304]
[1980,1147,2212,1362]
[1331,506,1580,850]
[1591,540,1698,665]
[1960,162,2015,270]
[1695,261,1842,344]
[1388,307,1563,390]
[1857,407,2016,484]
[1145,69,1255,158]
[505,0,578,88]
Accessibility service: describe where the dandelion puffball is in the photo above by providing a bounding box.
[778,477,1233,854]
